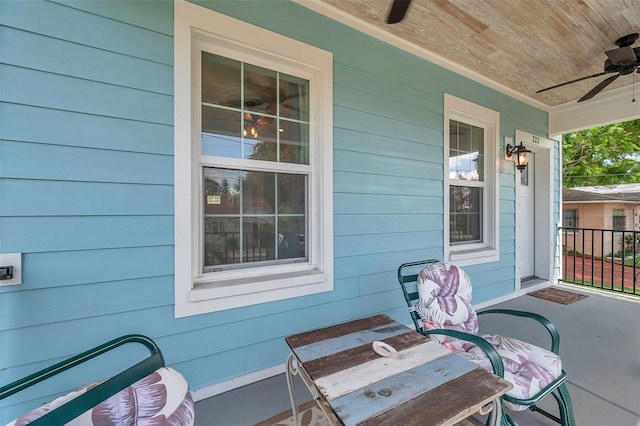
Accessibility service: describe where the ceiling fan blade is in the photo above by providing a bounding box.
[387,0,411,24]
[536,71,609,94]
[578,74,620,102]
[605,46,637,65]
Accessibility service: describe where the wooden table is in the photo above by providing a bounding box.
[285,314,512,426]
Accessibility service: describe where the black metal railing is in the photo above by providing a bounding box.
[559,227,639,296]
[203,230,306,267]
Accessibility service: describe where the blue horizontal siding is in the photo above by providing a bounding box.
[473,278,516,305]
[334,171,444,197]
[2,247,174,290]
[334,63,442,114]
[334,194,443,215]
[334,248,443,280]
[0,0,553,422]
[1,180,172,216]
[334,213,442,236]
[334,106,441,143]
[1,216,173,252]
[1,141,173,184]
[0,276,174,330]
[2,66,172,124]
[334,128,443,160]
[1,308,176,369]
[334,149,442,179]
[2,27,173,94]
[334,82,442,127]
[51,0,174,35]
[335,230,443,257]
[172,348,245,390]
[2,104,173,155]
[1,0,173,64]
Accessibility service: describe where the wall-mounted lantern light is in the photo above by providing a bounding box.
[506,142,531,172]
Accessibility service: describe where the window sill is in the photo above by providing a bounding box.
[448,247,499,266]
[175,267,331,317]
[191,267,326,301]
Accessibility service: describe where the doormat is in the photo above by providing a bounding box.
[257,400,484,426]
[528,287,588,304]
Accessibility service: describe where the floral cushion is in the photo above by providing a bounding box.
[414,262,478,340]
[7,367,195,426]
[413,262,563,411]
[453,334,562,411]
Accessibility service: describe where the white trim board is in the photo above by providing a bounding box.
[550,84,640,134]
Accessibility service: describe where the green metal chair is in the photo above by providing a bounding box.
[398,260,575,426]
[1,334,194,425]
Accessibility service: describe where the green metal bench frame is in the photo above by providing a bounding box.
[398,260,575,426]
[0,334,165,425]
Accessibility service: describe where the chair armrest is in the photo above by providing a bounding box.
[0,334,165,425]
[478,309,560,355]
[420,329,505,378]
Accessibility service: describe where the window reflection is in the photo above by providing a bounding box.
[203,168,307,269]
[449,151,480,180]
[200,52,310,164]
[449,120,484,181]
[450,186,482,244]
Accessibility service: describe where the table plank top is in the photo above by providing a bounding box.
[285,314,512,426]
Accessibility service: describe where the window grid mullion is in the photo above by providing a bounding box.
[241,62,246,160]
[275,173,279,260]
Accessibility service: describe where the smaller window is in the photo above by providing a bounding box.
[562,209,578,228]
[613,209,626,230]
[444,94,499,266]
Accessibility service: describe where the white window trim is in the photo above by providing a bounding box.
[174,0,333,318]
[444,94,500,266]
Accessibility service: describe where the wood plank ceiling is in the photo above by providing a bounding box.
[319,0,640,107]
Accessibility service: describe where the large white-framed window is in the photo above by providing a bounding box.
[444,94,499,266]
[174,1,333,318]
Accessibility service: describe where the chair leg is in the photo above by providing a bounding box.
[542,383,575,426]
[554,383,575,426]
[526,383,575,426]
[504,413,518,426]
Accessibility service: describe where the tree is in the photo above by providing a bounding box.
[562,119,640,187]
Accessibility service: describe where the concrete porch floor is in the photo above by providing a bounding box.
[194,286,640,426]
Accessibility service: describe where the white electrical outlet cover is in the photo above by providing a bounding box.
[0,253,22,286]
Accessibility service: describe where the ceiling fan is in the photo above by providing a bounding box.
[537,33,640,102]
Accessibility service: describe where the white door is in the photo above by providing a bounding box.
[517,153,535,279]
[514,129,555,286]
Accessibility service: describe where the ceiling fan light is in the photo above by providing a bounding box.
[605,46,636,65]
